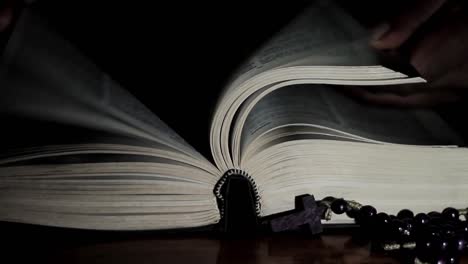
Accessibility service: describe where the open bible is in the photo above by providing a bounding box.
[1,0,467,231]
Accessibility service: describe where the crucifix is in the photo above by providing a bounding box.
[267,194,326,235]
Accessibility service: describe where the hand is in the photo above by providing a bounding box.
[352,0,468,107]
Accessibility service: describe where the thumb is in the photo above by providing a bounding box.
[370,0,448,50]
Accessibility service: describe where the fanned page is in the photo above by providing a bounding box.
[237,86,463,160]
[211,0,468,224]
[0,9,220,229]
[210,0,425,171]
[239,86,468,222]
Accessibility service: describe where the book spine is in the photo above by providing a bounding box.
[214,169,261,218]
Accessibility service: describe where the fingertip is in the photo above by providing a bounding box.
[371,32,412,50]
[371,0,449,50]
[369,23,402,50]
[370,23,390,42]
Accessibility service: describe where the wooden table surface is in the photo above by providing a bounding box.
[2,223,468,264]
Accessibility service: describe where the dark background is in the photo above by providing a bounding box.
[25,0,417,157]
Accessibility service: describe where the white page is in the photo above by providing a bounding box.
[225,0,376,93]
[210,0,423,170]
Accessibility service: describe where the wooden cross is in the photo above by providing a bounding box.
[269,194,326,235]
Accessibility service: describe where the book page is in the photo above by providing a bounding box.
[0,9,223,230]
[225,0,377,93]
[0,8,205,161]
[210,0,423,170]
[240,85,462,153]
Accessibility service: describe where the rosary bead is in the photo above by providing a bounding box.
[389,215,398,221]
[417,225,441,243]
[346,209,357,219]
[442,208,460,221]
[414,213,430,226]
[441,224,456,237]
[391,219,404,234]
[433,255,458,264]
[429,211,442,218]
[449,236,466,252]
[416,237,433,254]
[429,212,442,220]
[430,216,445,226]
[315,197,467,262]
[431,236,450,252]
[375,212,391,226]
[331,198,348,214]
[402,218,414,231]
[426,225,442,238]
[391,219,412,241]
[445,256,459,264]
[357,205,377,225]
[321,196,336,204]
[397,209,414,220]
[459,222,468,238]
[373,212,391,237]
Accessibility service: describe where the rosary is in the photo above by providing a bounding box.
[265,194,468,264]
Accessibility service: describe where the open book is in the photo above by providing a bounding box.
[1,1,467,231]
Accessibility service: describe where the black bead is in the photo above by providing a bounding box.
[414,213,430,226]
[389,214,397,221]
[426,225,442,238]
[346,209,358,219]
[391,219,404,234]
[430,216,445,226]
[449,236,466,252]
[391,219,412,241]
[375,212,391,226]
[416,237,439,263]
[403,218,414,229]
[417,225,441,242]
[402,228,413,242]
[431,235,450,252]
[442,207,459,221]
[441,224,456,237]
[397,209,414,220]
[416,237,433,254]
[429,211,442,218]
[331,198,348,214]
[373,213,391,238]
[357,205,377,225]
[433,255,458,264]
[402,218,414,236]
[321,196,336,204]
[458,222,468,238]
[445,256,459,264]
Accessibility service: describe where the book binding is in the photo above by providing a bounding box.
[214,169,261,234]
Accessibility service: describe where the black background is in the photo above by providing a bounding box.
[26,0,412,157]
[32,0,313,157]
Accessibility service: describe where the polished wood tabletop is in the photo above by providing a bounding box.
[2,223,467,263]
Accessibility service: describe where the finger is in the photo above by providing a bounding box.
[371,0,448,50]
[409,12,468,79]
[430,62,468,91]
[0,6,13,32]
[342,86,459,107]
